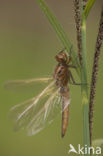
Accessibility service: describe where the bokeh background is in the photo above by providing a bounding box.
[0,0,103,156]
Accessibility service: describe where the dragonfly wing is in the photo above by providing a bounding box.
[9,81,55,131]
[5,77,52,91]
[27,88,62,136]
[10,97,36,131]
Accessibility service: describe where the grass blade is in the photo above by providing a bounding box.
[83,0,96,19]
[36,0,81,76]
[36,0,71,50]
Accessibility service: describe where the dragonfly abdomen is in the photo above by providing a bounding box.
[61,87,70,137]
[62,105,69,137]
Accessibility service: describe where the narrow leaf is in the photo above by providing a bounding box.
[83,0,96,19]
[36,0,81,75]
[36,0,71,51]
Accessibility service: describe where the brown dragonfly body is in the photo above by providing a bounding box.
[54,51,71,137]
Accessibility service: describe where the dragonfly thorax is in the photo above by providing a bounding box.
[54,51,70,87]
[54,64,69,87]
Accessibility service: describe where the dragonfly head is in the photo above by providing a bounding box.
[55,51,71,64]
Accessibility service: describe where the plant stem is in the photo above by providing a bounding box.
[81,13,90,156]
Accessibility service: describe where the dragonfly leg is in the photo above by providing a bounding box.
[69,71,88,86]
[68,71,82,85]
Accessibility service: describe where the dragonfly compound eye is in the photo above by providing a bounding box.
[55,52,68,63]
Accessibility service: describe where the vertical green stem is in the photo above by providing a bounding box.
[81,16,90,155]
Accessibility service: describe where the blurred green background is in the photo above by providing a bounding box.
[0,0,103,156]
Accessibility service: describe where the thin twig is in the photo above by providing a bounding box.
[74,0,82,65]
[89,7,103,146]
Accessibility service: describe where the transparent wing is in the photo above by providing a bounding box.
[9,81,55,131]
[5,77,52,91]
[27,87,71,136]
[27,88,62,136]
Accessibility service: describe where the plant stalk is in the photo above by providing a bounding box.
[81,15,90,156]
[89,7,103,146]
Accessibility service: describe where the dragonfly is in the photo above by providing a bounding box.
[6,49,80,137]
